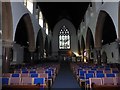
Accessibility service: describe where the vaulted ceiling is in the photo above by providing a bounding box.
[37,2,90,31]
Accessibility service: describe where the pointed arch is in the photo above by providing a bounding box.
[52,18,77,56]
[15,13,35,52]
[95,10,117,48]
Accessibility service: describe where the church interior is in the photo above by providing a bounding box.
[1,0,120,90]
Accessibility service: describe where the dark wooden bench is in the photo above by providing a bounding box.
[92,84,120,90]
[2,85,49,90]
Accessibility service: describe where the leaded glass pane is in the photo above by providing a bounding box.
[59,26,70,49]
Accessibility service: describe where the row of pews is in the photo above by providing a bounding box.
[2,62,60,90]
[70,62,120,90]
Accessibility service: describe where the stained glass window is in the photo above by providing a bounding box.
[59,25,70,49]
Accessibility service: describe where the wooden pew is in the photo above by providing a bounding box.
[92,84,120,90]
[2,85,48,90]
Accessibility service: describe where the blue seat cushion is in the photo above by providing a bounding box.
[34,78,45,85]
[2,78,9,85]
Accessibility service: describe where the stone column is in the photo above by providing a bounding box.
[86,49,90,63]
[2,40,13,73]
[81,51,84,62]
[96,48,101,65]
[30,52,34,64]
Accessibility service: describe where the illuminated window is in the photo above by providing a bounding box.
[24,0,33,14]
[59,25,70,49]
[46,23,48,35]
[39,11,43,28]
[24,0,27,6]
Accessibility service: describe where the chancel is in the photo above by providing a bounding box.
[1,0,120,90]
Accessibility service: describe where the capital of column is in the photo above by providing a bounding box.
[2,40,13,47]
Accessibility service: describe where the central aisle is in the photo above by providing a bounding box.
[52,61,80,89]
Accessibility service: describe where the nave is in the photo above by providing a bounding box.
[1,1,120,90]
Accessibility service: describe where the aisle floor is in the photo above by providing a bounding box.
[52,61,80,89]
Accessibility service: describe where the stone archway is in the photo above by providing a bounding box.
[95,10,117,64]
[15,13,35,47]
[52,18,77,57]
[14,13,35,63]
[95,11,107,48]
[21,14,35,52]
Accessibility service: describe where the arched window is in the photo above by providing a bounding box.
[59,25,70,49]
[24,0,33,14]
[39,11,43,28]
[46,23,48,35]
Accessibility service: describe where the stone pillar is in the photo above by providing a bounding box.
[96,48,101,65]
[30,52,34,64]
[81,51,84,62]
[86,49,90,63]
[2,40,13,73]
